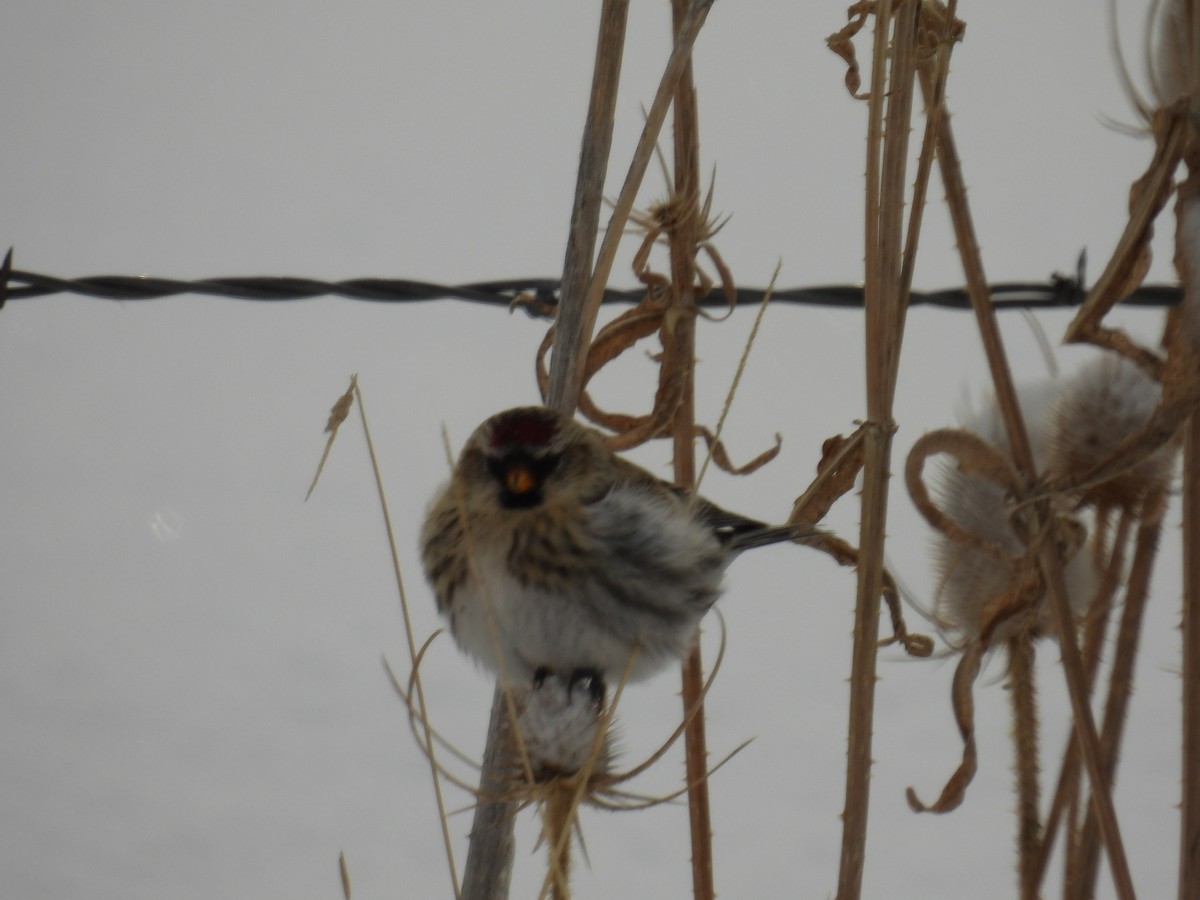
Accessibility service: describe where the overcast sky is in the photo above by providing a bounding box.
[0,2,1187,898]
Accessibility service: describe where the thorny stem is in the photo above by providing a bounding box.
[896,0,957,324]
[920,65,1137,900]
[1075,491,1167,900]
[1007,634,1040,900]
[838,3,920,897]
[1182,411,1200,899]
[1183,10,1200,893]
[1031,511,1133,897]
[665,1,715,896]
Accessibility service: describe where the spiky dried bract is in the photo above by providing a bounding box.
[1048,351,1177,508]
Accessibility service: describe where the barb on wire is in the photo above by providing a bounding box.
[0,255,1183,316]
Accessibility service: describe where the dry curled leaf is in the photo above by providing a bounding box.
[826,2,872,99]
[906,427,1024,563]
[906,640,982,813]
[1063,102,1185,377]
[791,427,866,525]
[694,425,781,476]
[538,167,736,455]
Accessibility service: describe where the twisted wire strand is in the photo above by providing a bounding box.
[0,260,1182,317]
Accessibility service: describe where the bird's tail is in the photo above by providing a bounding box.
[728,521,823,553]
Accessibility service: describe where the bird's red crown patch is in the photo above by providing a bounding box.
[489,408,556,449]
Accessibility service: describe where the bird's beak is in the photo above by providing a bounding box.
[503,463,538,496]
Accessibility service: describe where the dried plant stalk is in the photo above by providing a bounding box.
[1007,633,1040,899]
[1178,80,1200,900]
[547,0,631,414]
[836,2,923,896]
[1182,413,1200,900]
[1073,490,1168,900]
[461,684,518,899]
[1029,510,1132,896]
[664,1,715,894]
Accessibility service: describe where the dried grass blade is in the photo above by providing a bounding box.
[353,382,461,898]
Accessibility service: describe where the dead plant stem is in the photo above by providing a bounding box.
[1007,634,1040,900]
[893,0,956,398]
[1181,412,1200,899]
[1030,510,1132,897]
[1076,491,1167,900]
[548,0,630,413]
[664,2,715,893]
[837,3,920,896]
[461,685,517,900]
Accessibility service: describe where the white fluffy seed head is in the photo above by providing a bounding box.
[930,380,1097,644]
[1047,352,1174,507]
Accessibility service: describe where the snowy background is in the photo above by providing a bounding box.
[0,2,1186,898]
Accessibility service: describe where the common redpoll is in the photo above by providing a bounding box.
[421,406,815,693]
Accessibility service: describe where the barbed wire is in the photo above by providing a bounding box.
[0,253,1183,316]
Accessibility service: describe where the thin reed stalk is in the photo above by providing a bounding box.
[918,66,1136,900]
[353,381,462,898]
[548,0,630,413]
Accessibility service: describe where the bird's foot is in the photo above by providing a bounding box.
[531,666,606,706]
